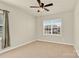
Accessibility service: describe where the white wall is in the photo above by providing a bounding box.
[74,0,79,56]
[36,11,74,45]
[0,2,36,47]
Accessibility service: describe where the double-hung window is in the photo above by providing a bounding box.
[43,19,62,35]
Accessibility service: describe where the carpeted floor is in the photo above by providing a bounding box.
[0,41,78,58]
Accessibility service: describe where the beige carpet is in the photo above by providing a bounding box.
[0,41,78,58]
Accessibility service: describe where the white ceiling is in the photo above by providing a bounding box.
[0,0,77,16]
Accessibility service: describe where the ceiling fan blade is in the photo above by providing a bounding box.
[37,0,41,5]
[30,6,40,8]
[44,8,49,11]
[44,3,53,7]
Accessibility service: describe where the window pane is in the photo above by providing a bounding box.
[0,14,3,25]
[44,25,51,34]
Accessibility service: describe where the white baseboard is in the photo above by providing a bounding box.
[37,39,73,46]
[0,40,36,55]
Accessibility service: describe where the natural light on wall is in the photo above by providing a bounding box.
[43,19,62,35]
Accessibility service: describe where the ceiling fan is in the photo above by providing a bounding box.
[30,0,53,12]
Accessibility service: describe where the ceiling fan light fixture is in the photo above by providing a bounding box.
[30,0,53,12]
[37,10,40,12]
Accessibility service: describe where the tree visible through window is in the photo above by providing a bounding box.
[43,19,62,35]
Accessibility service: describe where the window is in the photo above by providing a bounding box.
[0,14,3,37]
[43,19,62,35]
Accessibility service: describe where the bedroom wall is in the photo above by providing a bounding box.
[36,11,74,45]
[0,1,36,47]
